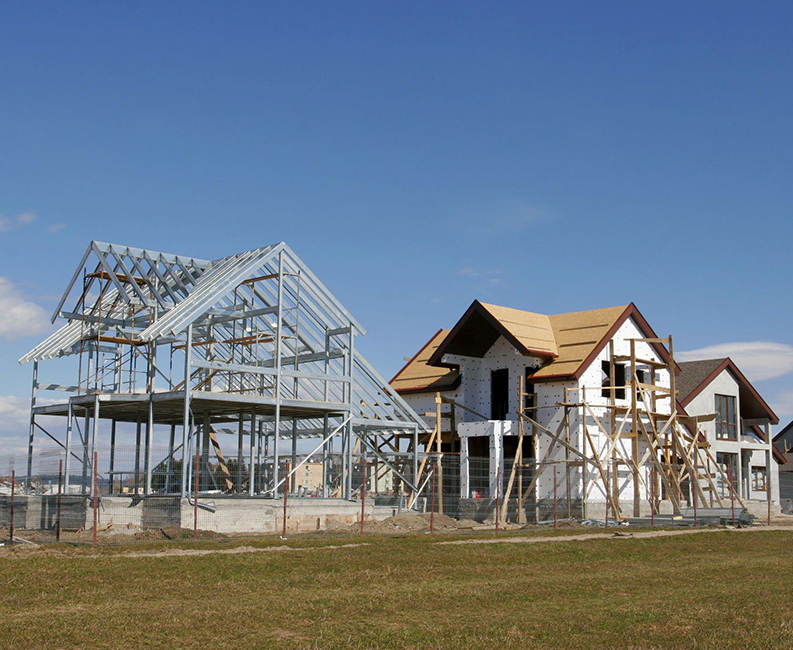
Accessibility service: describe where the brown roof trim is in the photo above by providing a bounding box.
[773,445,787,464]
[389,328,445,385]
[532,303,676,383]
[678,357,779,424]
[427,300,557,367]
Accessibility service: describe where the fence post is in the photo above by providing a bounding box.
[553,465,558,530]
[282,460,290,539]
[9,469,14,545]
[92,451,98,548]
[728,468,735,526]
[57,460,63,542]
[193,452,199,541]
[429,464,435,534]
[767,477,772,526]
[650,466,655,527]
[360,455,366,536]
[692,455,698,528]
[604,462,610,530]
[495,463,500,533]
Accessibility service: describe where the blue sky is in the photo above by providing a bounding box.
[1,2,792,451]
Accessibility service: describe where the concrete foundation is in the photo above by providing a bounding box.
[0,495,400,535]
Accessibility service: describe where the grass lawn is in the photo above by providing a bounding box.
[1,528,792,649]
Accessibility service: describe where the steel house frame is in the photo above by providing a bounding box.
[19,241,428,499]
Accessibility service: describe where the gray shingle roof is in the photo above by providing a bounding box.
[677,358,728,404]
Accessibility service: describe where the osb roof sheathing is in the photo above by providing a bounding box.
[531,305,629,380]
[389,329,461,394]
[391,304,635,393]
[478,302,558,357]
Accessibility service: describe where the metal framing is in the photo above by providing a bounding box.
[19,241,429,501]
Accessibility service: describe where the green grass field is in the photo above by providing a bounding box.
[1,528,792,649]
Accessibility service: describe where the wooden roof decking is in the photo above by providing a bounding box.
[532,305,628,380]
[391,302,657,393]
[389,329,461,394]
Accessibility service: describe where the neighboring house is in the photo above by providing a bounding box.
[772,421,793,503]
[676,358,780,505]
[391,300,780,519]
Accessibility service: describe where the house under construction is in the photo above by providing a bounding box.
[391,300,780,523]
[18,241,429,530]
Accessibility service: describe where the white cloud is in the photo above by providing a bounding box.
[678,342,793,382]
[0,212,38,232]
[0,395,32,457]
[0,278,51,340]
[47,223,67,234]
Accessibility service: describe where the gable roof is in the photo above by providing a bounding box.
[392,301,673,393]
[427,301,558,366]
[677,357,778,424]
[20,240,428,433]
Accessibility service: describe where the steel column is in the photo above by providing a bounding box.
[26,361,38,492]
[180,324,193,497]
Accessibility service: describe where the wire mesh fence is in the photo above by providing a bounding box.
[0,446,786,547]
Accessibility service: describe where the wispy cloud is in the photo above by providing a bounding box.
[678,341,793,382]
[48,223,67,234]
[456,267,504,284]
[0,212,38,232]
[0,278,51,340]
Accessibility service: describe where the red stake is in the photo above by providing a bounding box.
[193,452,199,541]
[553,465,558,530]
[650,466,655,527]
[57,460,63,543]
[92,451,98,548]
[360,455,367,536]
[692,455,698,528]
[604,462,610,530]
[429,464,435,534]
[767,477,772,527]
[495,463,500,533]
[282,460,290,539]
[9,469,15,545]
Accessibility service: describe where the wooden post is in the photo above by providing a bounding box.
[429,464,435,534]
[282,460,290,538]
[495,462,500,533]
[604,460,610,529]
[92,451,98,548]
[692,450,698,527]
[630,339,640,517]
[360,455,367,536]
[193,452,199,540]
[518,376,525,524]
[435,392,443,515]
[9,470,14,545]
[553,465,558,530]
[650,465,655,527]
[57,460,63,543]
[728,467,735,526]
[608,340,619,513]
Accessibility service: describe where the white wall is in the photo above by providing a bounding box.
[683,368,778,503]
